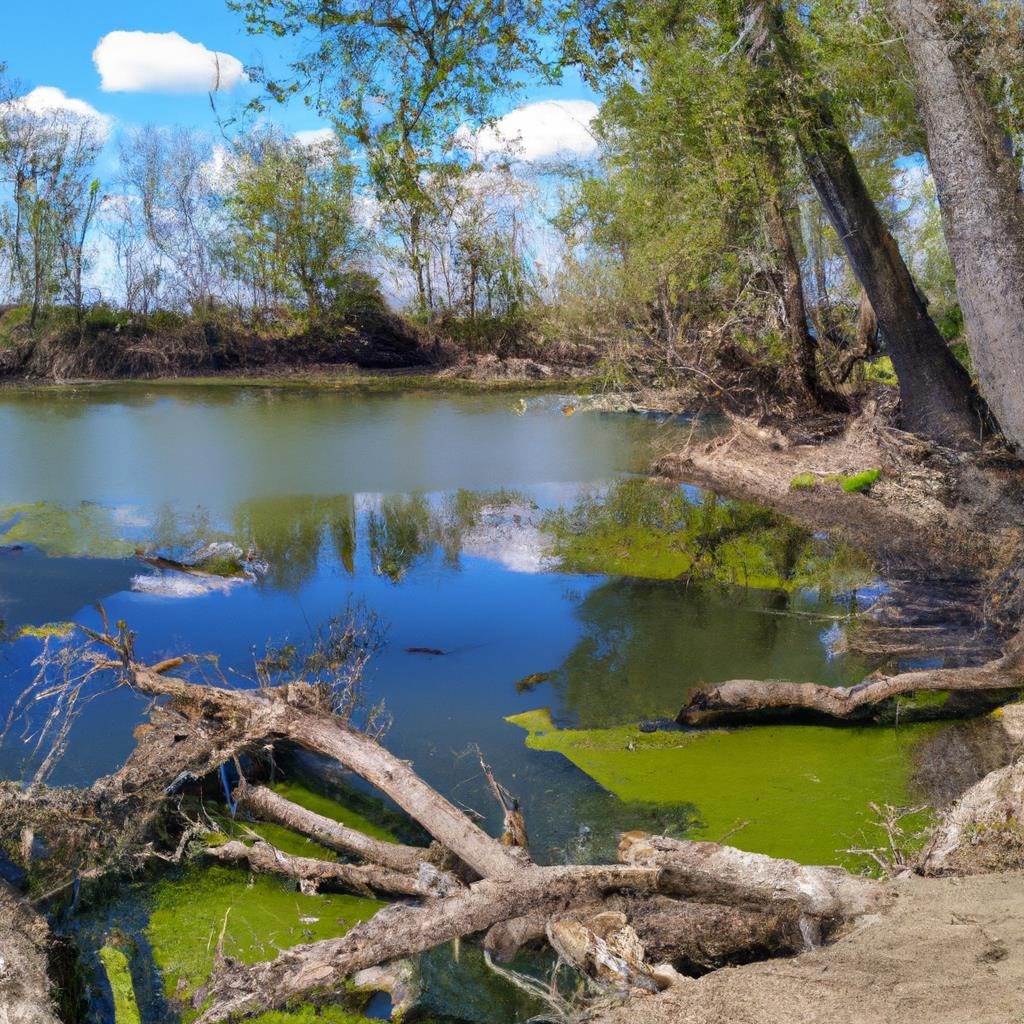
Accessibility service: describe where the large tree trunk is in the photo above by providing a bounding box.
[793,98,979,445]
[887,0,1024,449]
[740,0,980,444]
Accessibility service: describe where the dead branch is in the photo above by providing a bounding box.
[679,629,1024,725]
[204,839,446,898]
[232,782,444,876]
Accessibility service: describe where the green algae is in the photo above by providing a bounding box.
[542,479,874,592]
[0,503,136,558]
[98,945,142,1024]
[789,473,818,490]
[840,468,882,494]
[16,620,76,640]
[146,864,383,1018]
[270,781,398,845]
[507,708,936,866]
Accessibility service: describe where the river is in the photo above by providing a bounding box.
[0,383,937,1023]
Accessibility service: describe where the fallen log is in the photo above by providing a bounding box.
[0,880,60,1024]
[232,781,442,876]
[205,839,448,898]
[678,630,1024,725]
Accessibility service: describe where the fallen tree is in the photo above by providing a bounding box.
[679,627,1024,726]
[0,620,1017,1024]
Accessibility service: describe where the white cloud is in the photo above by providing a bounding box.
[294,128,337,149]
[459,100,600,162]
[7,86,113,141]
[93,31,246,94]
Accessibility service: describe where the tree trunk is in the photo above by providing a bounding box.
[679,629,1024,726]
[794,99,979,444]
[887,0,1024,449]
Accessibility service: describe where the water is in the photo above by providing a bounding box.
[0,383,902,1021]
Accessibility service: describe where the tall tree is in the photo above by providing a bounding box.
[887,0,1024,447]
[230,0,556,313]
[745,0,981,444]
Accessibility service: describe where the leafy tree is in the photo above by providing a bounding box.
[229,0,557,312]
[220,130,366,319]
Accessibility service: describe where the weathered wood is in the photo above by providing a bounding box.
[0,881,60,1024]
[191,864,664,1024]
[205,839,440,898]
[617,834,886,920]
[678,630,1024,725]
[233,782,437,876]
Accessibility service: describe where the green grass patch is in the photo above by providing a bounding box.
[840,468,882,494]
[789,473,818,491]
[507,708,935,866]
[98,946,142,1024]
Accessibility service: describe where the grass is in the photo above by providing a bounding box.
[841,468,882,494]
[507,708,936,866]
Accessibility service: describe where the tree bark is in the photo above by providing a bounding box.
[887,0,1024,449]
[793,99,979,445]
[740,0,980,444]
[678,629,1024,725]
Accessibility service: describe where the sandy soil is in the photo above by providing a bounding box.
[593,872,1024,1024]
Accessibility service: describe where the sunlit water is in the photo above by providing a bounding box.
[0,383,905,1022]
[0,384,873,856]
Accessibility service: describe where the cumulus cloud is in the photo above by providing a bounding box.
[4,86,113,141]
[459,100,600,162]
[93,31,246,94]
[294,128,338,149]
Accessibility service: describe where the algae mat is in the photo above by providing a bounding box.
[508,709,935,865]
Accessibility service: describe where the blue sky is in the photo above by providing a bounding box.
[2,2,601,156]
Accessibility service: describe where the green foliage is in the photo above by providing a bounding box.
[840,468,882,493]
[220,130,370,321]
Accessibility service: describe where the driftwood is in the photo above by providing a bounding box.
[0,622,1012,1024]
[678,629,1024,725]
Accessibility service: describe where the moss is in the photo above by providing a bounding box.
[16,621,76,640]
[789,473,818,491]
[840,469,882,494]
[146,864,383,1018]
[864,356,897,385]
[98,945,142,1024]
[507,708,935,866]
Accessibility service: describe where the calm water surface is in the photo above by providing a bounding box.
[0,384,925,1022]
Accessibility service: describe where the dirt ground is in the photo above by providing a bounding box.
[593,872,1024,1024]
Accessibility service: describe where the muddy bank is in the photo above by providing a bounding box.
[591,870,1024,1024]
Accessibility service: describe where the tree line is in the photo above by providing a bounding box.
[3,0,1024,448]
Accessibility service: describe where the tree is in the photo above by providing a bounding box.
[118,126,220,312]
[220,131,365,319]
[229,0,556,313]
[0,92,104,328]
[886,0,1024,447]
